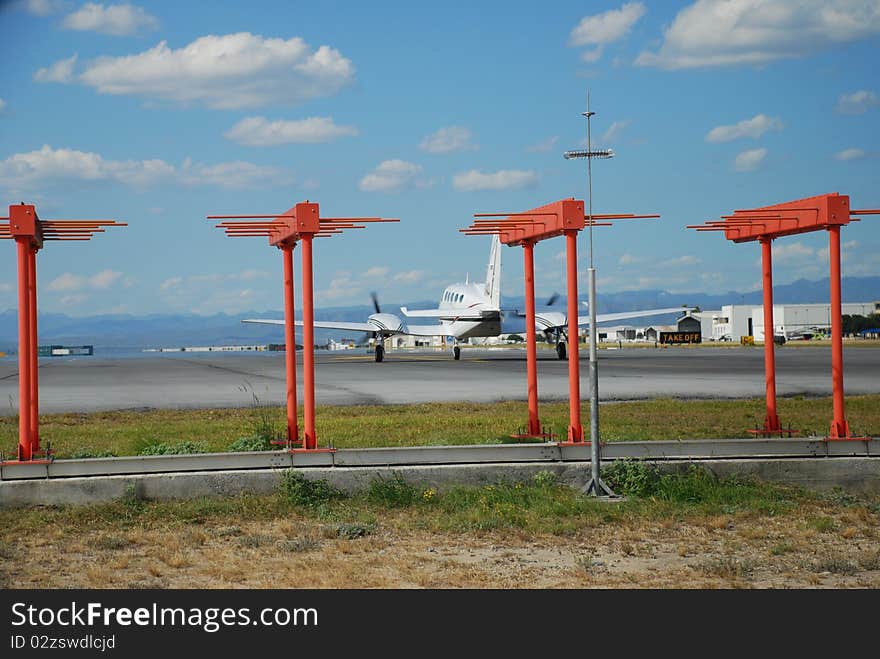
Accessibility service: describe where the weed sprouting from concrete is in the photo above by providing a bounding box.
[367,474,420,508]
[280,471,344,508]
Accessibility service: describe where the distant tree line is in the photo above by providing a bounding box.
[842,314,880,335]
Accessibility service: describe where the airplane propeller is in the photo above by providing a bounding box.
[545,292,560,306]
[370,291,382,314]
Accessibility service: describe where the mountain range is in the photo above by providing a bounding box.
[0,276,877,351]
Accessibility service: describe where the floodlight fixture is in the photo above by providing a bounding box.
[563,148,615,160]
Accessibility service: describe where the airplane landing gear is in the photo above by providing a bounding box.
[375,344,384,362]
[556,342,567,360]
[453,346,461,361]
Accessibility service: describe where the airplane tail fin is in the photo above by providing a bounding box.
[484,234,501,309]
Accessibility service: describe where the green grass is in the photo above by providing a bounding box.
[1,395,878,459]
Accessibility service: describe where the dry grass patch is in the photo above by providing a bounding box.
[2,467,879,589]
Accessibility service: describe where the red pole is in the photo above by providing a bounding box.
[28,247,40,453]
[565,230,583,442]
[15,239,33,461]
[281,244,299,445]
[301,234,317,449]
[760,238,780,432]
[522,241,540,436]
[828,225,849,438]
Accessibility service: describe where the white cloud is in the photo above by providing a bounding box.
[636,1,880,70]
[0,98,6,112]
[239,269,269,281]
[580,47,604,63]
[601,120,631,144]
[45,32,353,109]
[706,114,783,142]
[362,266,389,279]
[34,54,78,83]
[569,2,646,62]
[734,147,767,172]
[60,294,88,307]
[88,269,123,289]
[835,147,867,161]
[525,136,559,153]
[318,271,361,301]
[158,271,272,313]
[419,126,476,154]
[179,158,292,189]
[48,273,86,292]
[618,253,642,266]
[188,270,270,284]
[47,270,123,292]
[661,255,701,267]
[358,160,424,193]
[0,144,292,191]
[0,283,13,293]
[452,169,538,191]
[392,270,425,284]
[62,3,159,36]
[766,240,858,272]
[224,116,358,146]
[772,241,815,262]
[836,90,878,114]
[23,0,64,16]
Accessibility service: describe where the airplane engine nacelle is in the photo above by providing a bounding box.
[536,312,566,331]
[368,313,404,333]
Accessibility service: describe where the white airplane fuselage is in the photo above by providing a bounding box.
[435,281,501,339]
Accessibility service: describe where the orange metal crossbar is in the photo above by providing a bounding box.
[208,201,398,452]
[0,204,125,463]
[689,192,879,441]
[461,198,661,445]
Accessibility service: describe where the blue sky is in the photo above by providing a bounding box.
[0,0,878,316]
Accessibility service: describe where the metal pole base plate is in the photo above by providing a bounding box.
[581,476,617,498]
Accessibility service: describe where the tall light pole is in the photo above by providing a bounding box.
[563,92,616,497]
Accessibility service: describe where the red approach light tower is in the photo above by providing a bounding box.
[461,198,659,443]
[0,203,126,462]
[209,201,398,450]
[688,192,878,439]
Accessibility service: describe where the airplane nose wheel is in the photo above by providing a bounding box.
[453,346,461,361]
[375,344,385,362]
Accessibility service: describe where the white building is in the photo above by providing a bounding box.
[711,301,879,342]
[752,302,879,341]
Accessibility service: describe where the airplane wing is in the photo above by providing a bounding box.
[403,324,451,337]
[400,306,496,319]
[399,307,446,317]
[244,318,447,337]
[579,307,689,326]
[242,318,379,333]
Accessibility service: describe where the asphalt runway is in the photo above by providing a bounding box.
[1,345,879,414]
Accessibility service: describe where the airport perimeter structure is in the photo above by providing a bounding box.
[689,192,878,440]
[0,203,126,463]
[209,201,397,451]
[461,198,658,444]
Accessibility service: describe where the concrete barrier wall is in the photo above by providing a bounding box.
[1,458,879,508]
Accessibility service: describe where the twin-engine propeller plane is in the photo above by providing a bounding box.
[243,235,689,362]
